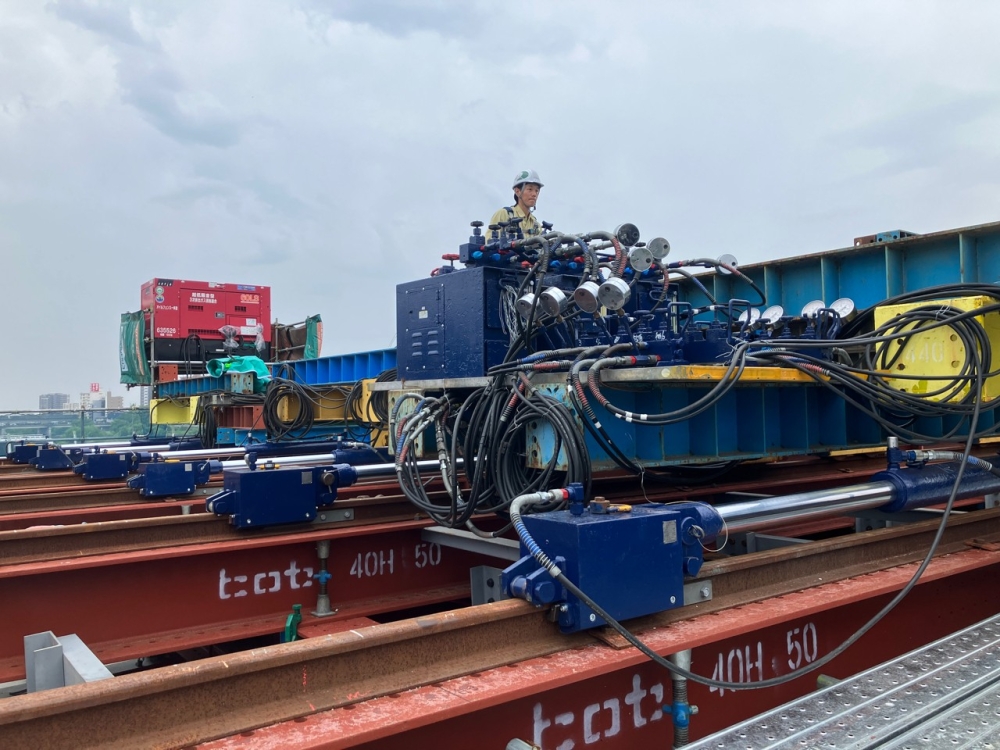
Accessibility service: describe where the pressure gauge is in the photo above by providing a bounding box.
[829,297,857,322]
[761,305,785,325]
[597,277,632,311]
[539,287,569,317]
[800,300,825,319]
[516,293,537,320]
[717,254,738,274]
[615,223,640,247]
[738,307,762,324]
[647,237,671,260]
[574,281,601,313]
[628,246,654,273]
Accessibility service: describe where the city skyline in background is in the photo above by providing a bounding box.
[33,386,144,413]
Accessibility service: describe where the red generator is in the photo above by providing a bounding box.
[141,279,273,367]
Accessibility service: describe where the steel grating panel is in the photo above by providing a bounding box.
[688,611,1000,749]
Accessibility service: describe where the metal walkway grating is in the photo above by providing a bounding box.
[688,611,1000,749]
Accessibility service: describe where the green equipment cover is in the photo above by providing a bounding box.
[119,311,151,385]
[206,356,272,393]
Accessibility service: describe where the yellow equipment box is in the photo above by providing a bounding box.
[276,379,388,447]
[150,396,199,425]
[873,295,1000,403]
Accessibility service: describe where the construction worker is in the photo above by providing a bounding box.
[487,169,545,240]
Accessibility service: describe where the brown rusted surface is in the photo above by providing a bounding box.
[4,547,1000,749]
[0,486,171,513]
[0,471,90,491]
[0,496,426,564]
[199,556,1000,749]
[0,518,494,681]
[0,499,207,531]
[692,504,1000,607]
[0,601,572,750]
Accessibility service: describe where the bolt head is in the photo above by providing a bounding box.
[589,613,597,622]
[700,586,711,599]
[669,595,676,604]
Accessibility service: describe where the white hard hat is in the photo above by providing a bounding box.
[512,169,544,189]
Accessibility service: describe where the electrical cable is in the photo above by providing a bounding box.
[510,327,987,690]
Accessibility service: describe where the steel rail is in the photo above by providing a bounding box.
[0,485,218,516]
[0,499,208,532]
[0,472,89,491]
[0,454,983,559]
[3,507,1000,749]
[0,517,496,682]
[0,491,436,565]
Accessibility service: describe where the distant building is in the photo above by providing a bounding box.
[39,393,70,410]
[107,394,124,410]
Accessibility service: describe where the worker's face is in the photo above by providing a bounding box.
[516,183,541,209]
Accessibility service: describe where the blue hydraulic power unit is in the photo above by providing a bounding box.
[502,489,722,634]
[396,266,510,380]
[206,463,359,528]
[126,443,386,498]
[128,459,220,497]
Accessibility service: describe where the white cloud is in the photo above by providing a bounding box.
[2,0,1000,407]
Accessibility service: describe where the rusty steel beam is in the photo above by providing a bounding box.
[3,542,998,749]
[0,484,204,516]
[0,499,207,531]
[205,558,1000,750]
[0,493,423,565]
[0,481,995,682]
[0,600,570,750]
[0,472,91,491]
[0,519,494,682]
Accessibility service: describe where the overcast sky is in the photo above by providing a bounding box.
[2,1,1000,409]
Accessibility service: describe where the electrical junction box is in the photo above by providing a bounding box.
[395,266,510,380]
[141,279,272,362]
[873,295,1000,402]
[395,267,629,381]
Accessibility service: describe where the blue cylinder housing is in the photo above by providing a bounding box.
[874,462,1000,513]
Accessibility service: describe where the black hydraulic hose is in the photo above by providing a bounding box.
[671,257,766,307]
[516,353,983,691]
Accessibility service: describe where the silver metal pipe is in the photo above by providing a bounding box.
[153,447,247,459]
[108,444,173,454]
[358,459,461,478]
[715,482,895,536]
[63,443,174,453]
[60,440,139,450]
[219,453,334,469]
[216,457,463,475]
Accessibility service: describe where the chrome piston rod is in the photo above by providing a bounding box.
[715,482,895,536]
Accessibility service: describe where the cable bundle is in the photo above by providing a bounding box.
[392,369,591,529]
[749,303,1000,442]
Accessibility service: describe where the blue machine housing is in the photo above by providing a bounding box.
[502,502,722,633]
[128,459,221,498]
[396,265,670,380]
[73,451,146,481]
[396,266,512,380]
[7,442,41,464]
[874,461,1000,512]
[32,446,84,471]
[207,463,359,529]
